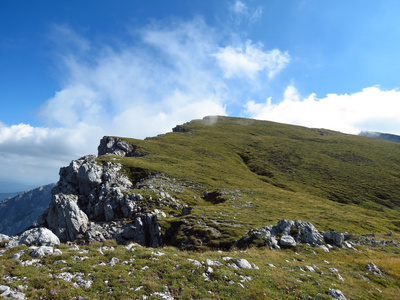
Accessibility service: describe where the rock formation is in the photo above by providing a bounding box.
[234,219,344,249]
[37,138,164,247]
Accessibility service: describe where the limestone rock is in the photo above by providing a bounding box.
[18,227,60,246]
[328,288,347,300]
[279,235,296,247]
[275,219,294,236]
[366,262,382,275]
[30,246,58,258]
[324,231,344,247]
[41,193,89,242]
[98,136,141,157]
[235,259,253,269]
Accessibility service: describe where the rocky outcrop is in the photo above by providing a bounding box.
[0,184,55,236]
[37,138,165,247]
[98,136,141,157]
[234,219,342,249]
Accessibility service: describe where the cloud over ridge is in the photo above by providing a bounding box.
[246,85,400,135]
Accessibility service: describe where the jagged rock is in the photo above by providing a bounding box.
[324,231,344,247]
[328,288,347,300]
[279,235,296,247]
[40,193,89,242]
[18,227,60,246]
[294,220,323,245]
[366,262,382,275]
[98,136,141,157]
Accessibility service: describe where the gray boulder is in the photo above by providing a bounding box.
[18,227,60,246]
[324,231,344,247]
[30,246,58,258]
[279,235,296,247]
[235,259,253,269]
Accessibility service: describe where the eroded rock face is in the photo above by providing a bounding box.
[37,140,163,247]
[98,136,141,157]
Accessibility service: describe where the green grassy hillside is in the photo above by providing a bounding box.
[97,116,400,249]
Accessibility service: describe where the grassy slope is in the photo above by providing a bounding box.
[97,116,400,249]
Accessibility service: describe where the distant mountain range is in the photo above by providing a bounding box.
[359,131,400,143]
[0,183,55,236]
[0,180,37,194]
[0,192,20,201]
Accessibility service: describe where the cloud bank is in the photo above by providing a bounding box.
[246,85,400,135]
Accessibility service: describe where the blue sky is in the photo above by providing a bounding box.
[1,0,400,189]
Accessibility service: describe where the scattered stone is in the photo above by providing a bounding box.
[187,259,202,267]
[69,244,80,251]
[21,259,41,267]
[328,288,347,300]
[304,265,316,272]
[0,284,26,299]
[152,251,166,256]
[30,246,60,258]
[235,259,253,269]
[366,263,382,275]
[318,245,330,252]
[108,257,119,266]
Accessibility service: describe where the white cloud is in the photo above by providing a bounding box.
[245,85,400,135]
[230,1,263,24]
[214,41,290,79]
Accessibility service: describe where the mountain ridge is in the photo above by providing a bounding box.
[33,116,400,250]
[1,116,400,299]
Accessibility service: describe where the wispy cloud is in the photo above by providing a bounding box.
[214,41,290,79]
[0,17,288,185]
[230,0,263,25]
[245,85,400,135]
